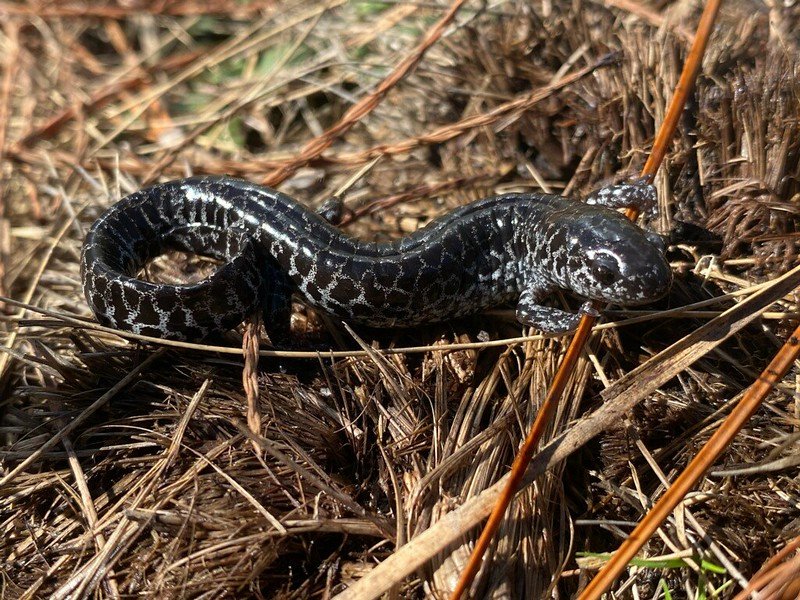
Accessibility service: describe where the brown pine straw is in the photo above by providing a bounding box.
[337,168,512,226]
[449,0,724,597]
[334,264,800,600]
[238,0,469,399]
[580,322,800,599]
[5,56,611,179]
[13,49,201,147]
[732,536,800,600]
[0,349,167,489]
[0,19,17,161]
[260,0,468,187]
[0,0,276,18]
[0,20,18,307]
[602,0,696,43]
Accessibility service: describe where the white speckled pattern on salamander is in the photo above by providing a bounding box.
[80,176,672,340]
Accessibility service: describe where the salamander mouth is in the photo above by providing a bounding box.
[580,262,672,305]
[612,286,669,305]
[609,271,672,305]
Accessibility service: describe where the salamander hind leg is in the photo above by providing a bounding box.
[584,178,657,215]
[516,290,599,334]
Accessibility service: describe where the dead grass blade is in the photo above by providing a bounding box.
[334,262,800,600]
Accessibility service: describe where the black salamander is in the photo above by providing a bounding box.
[80,176,671,340]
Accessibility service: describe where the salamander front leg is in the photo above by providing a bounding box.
[585,178,657,215]
[516,290,599,333]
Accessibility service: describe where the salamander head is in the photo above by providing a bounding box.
[555,210,671,305]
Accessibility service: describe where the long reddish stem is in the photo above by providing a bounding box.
[450,0,723,596]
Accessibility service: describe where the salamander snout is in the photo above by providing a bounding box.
[566,216,672,306]
[584,242,671,304]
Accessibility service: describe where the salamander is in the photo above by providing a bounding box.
[80,176,671,340]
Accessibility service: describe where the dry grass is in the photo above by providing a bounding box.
[1,1,799,598]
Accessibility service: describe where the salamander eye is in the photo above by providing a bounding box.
[590,256,619,285]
